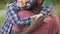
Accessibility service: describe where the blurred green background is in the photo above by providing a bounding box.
[0,0,60,33]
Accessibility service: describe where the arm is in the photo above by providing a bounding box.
[7,4,32,27]
[19,6,52,34]
[20,14,44,34]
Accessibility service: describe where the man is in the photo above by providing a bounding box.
[18,0,59,34]
[0,0,59,34]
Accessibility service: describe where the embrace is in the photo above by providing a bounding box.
[0,0,59,34]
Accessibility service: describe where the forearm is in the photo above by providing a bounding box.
[7,5,32,27]
[19,6,52,34]
[20,16,44,34]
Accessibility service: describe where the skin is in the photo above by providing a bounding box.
[17,0,28,10]
[16,0,51,34]
[19,15,44,34]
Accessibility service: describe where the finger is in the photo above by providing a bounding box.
[36,16,44,24]
[35,14,43,21]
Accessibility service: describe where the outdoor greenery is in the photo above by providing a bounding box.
[0,15,6,28]
[0,0,60,33]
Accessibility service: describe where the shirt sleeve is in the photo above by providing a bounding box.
[6,4,32,27]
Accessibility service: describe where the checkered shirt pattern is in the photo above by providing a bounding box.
[0,2,52,34]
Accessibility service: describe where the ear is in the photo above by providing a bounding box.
[38,0,43,4]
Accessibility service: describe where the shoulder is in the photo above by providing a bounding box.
[49,13,59,33]
[50,13,58,20]
[7,2,19,11]
[7,2,17,7]
[49,13,59,25]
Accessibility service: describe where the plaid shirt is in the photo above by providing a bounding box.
[0,2,52,34]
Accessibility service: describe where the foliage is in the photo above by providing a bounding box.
[44,0,60,5]
[0,0,60,5]
[0,15,6,28]
[0,0,16,4]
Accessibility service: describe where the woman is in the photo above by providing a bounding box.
[0,0,59,34]
[16,0,59,34]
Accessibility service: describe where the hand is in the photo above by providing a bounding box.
[35,14,43,21]
[31,14,43,23]
[19,32,28,34]
[18,14,44,34]
[30,14,44,28]
[43,16,51,23]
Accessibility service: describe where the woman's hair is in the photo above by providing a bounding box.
[41,0,44,5]
[16,0,44,11]
[27,0,38,10]
[16,0,44,4]
[28,0,44,11]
